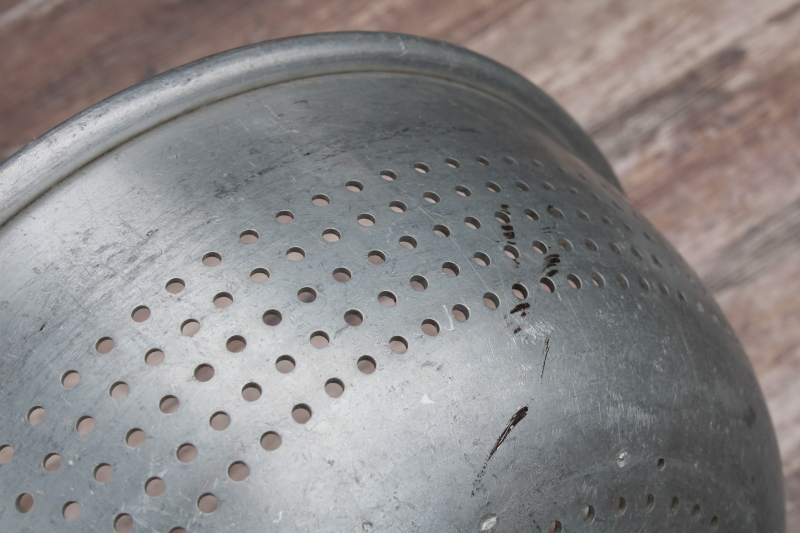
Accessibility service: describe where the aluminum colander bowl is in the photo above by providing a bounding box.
[0,32,784,533]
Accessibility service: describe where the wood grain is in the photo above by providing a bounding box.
[1,0,799,528]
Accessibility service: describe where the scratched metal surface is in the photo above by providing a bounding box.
[0,36,783,532]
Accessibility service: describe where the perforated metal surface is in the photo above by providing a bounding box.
[0,33,784,533]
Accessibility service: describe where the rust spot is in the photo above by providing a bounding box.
[513,326,522,334]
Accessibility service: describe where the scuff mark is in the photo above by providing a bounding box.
[472,406,529,496]
[442,304,455,331]
[540,336,550,380]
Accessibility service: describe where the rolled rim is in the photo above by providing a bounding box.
[0,31,622,227]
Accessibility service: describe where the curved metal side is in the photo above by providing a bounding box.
[0,32,783,533]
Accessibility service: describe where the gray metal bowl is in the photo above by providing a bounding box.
[0,32,784,533]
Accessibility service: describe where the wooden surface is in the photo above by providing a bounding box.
[1,0,799,528]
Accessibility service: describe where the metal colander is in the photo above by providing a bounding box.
[0,32,784,533]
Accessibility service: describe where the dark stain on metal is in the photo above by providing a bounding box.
[541,225,554,234]
[472,405,529,496]
[546,269,558,277]
[500,204,510,214]
[510,302,530,314]
[542,253,560,272]
[513,326,522,334]
[745,405,757,428]
[540,336,550,380]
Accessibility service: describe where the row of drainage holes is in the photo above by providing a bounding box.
[386,155,599,182]
[207,214,655,270]
[112,269,682,358]
[519,200,636,233]
[220,247,665,293]
[263,197,577,232]
[15,422,336,522]
[37,414,283,455]
[240,172,678,292]
[74,358,374,412]
[50,359,375,432]
[30,383,338,434]
[245,179,535,216]
[528,233,657,266]
[272,211,663,281]
[29,444,254,487]
[14,493,220,522]
[267,199,632,239]
[147,285,468,330]
[9,405,302,472]
[201,237,661,276]
[114,425,285,451]
[260,154,523,204]
[245,200,568,239]
[21,408,95,431]
[53,353,376,403]
[380,155,519,181]
[5,357,375,461]
[279,213,643,248]
[579,498,719,529]
[392,188,629,234]
[235,179,639,249]
[166,242,670,297]
[241,199,622,248]
[396,157,595,194]
[110,273,617,359]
